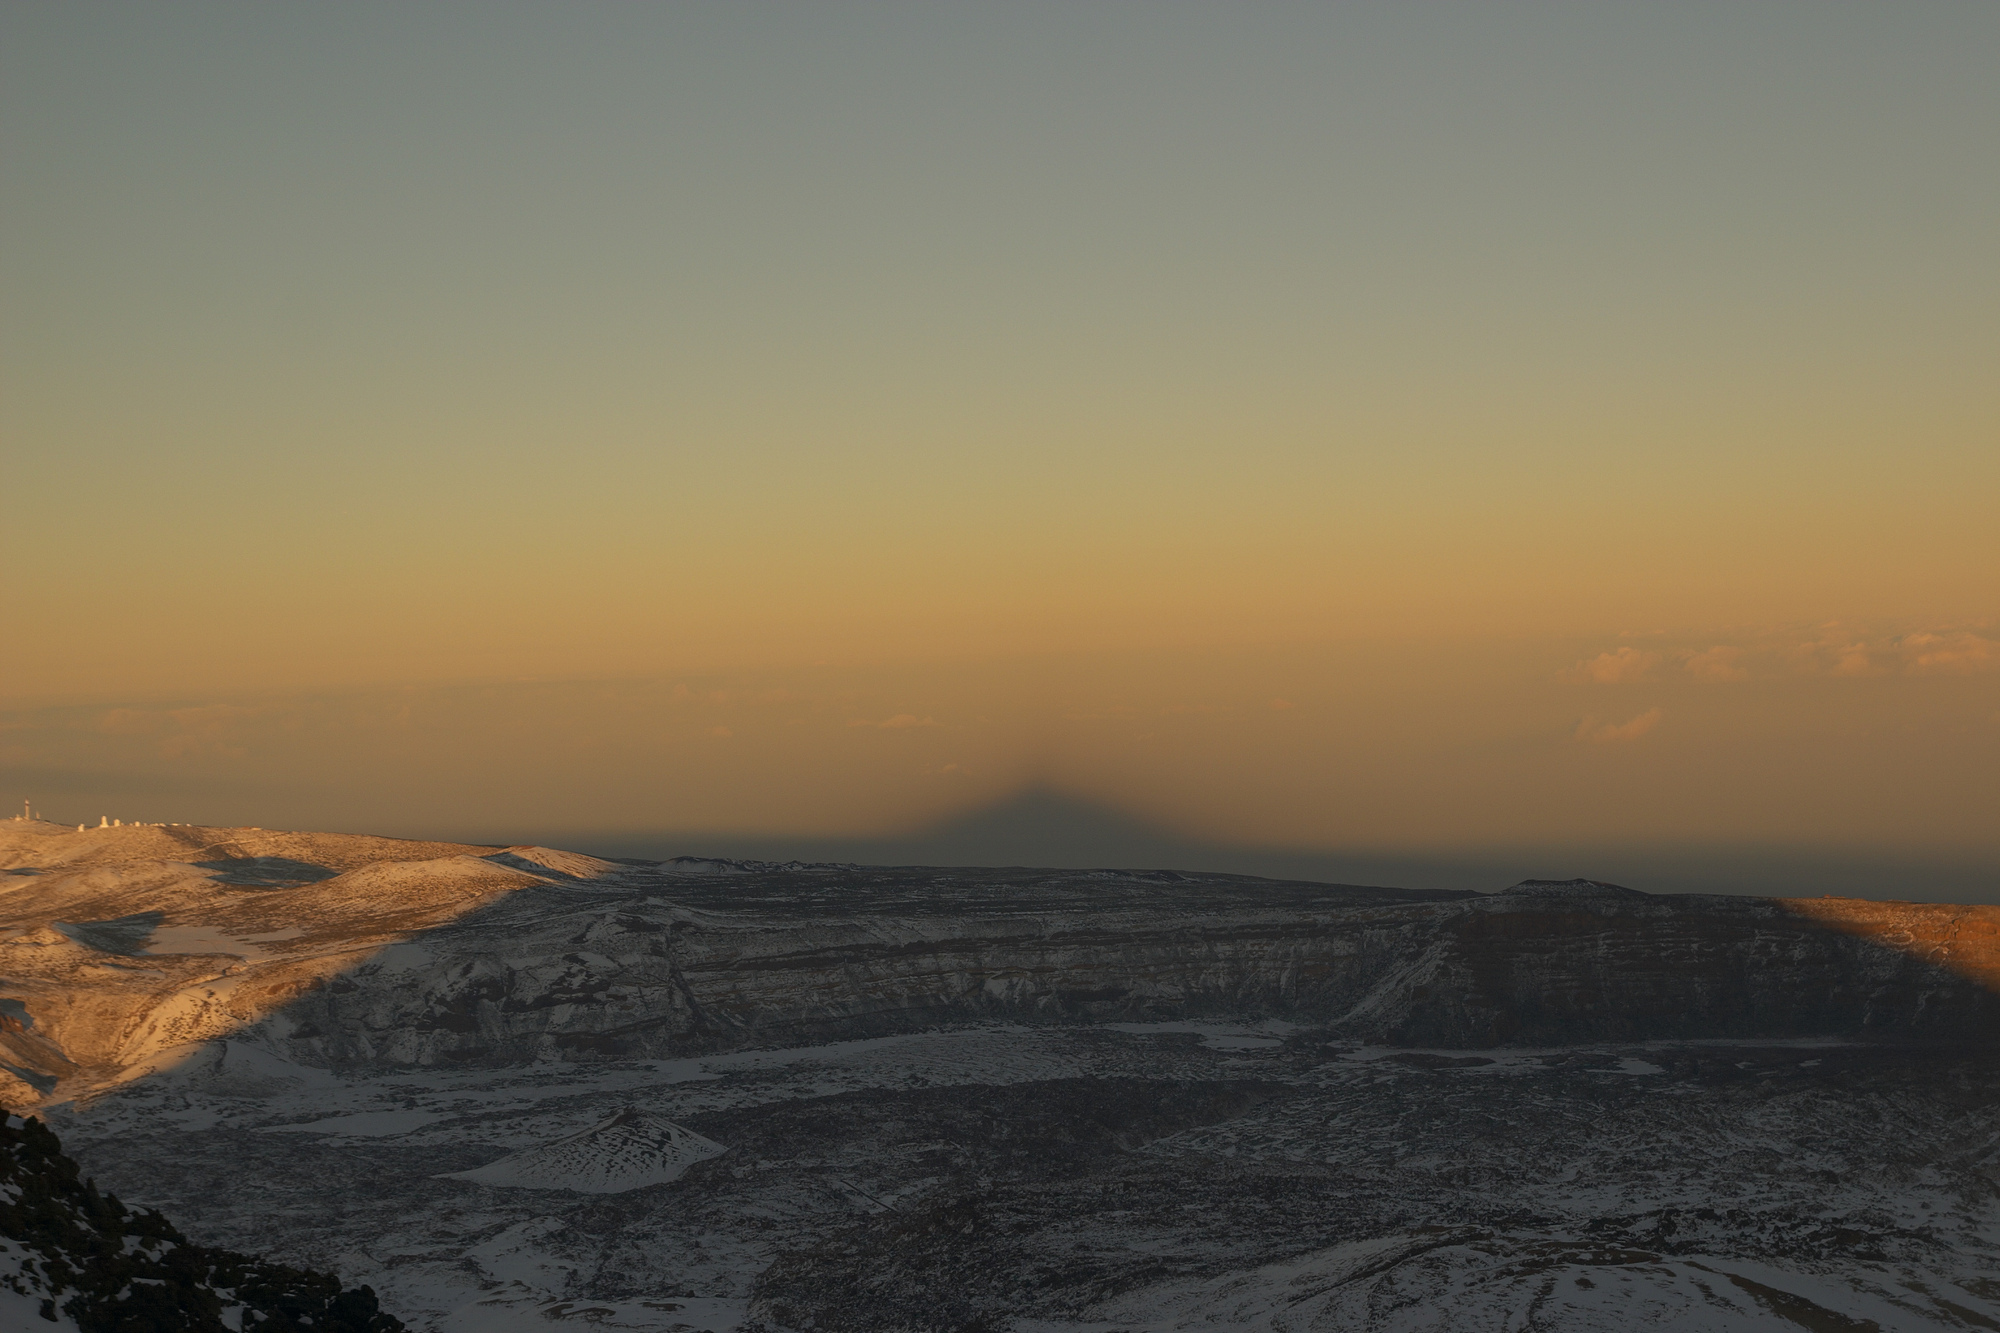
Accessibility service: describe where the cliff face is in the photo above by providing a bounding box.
[1368,881,2000,1046]
[312,878,2000,1064]
[2,822,1996,1103]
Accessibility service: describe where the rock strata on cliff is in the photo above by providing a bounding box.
[1,822,1996,1101]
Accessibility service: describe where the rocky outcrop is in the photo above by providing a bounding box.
[0,1112,404,1331]
[2,823,1997,1102]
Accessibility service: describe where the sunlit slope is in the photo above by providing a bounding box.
[0,821,582,1104]
[1778,893,2000,992]
[0,820,498,874]
[3,823,1998,1110]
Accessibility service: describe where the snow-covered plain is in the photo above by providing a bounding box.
[3,820,1998,1331]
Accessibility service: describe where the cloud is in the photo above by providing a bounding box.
[1781,624,1997,678]
[97,708,160,736]
[1897,631,1997,675]
[1576,708,1662,744]
[1568,647,1658,684]
[707,725,733,738]
[1776,616,1992,668]
[1683,646,1749,683]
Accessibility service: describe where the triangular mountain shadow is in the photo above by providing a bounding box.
[879,784,1217,869]
[567,785,1344,880]
[505,784,2000,901]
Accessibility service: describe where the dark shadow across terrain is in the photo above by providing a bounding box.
[195,856,340,887]
[485,786,2000,904]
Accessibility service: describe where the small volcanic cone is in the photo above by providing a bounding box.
[440,1107,724,1194]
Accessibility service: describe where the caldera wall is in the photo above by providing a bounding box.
[269,879,2000,1071]
[5,820,1998,1104]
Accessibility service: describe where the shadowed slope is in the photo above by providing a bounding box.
[5,823,2000,1110]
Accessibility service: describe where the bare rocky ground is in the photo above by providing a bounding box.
[42,1025,2000,1332]
[5,820,1999,1330]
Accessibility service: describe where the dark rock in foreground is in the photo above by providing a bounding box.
[0,1112,403,1331]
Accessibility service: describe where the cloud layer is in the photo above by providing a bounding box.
[5,618,1995,866]
[1564,624,1999,687]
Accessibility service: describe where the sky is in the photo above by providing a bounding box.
[3,2,1997,897]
